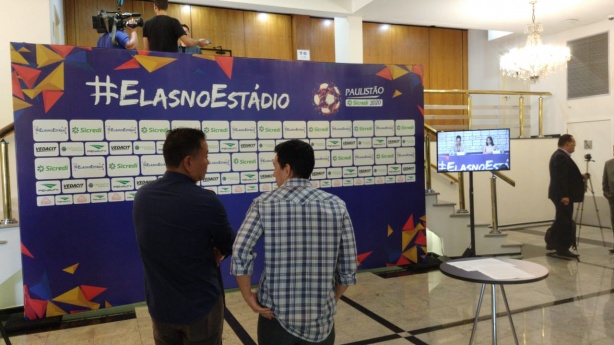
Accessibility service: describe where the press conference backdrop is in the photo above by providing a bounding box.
[11,43,426,319]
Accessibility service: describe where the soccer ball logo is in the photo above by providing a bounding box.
[313,83,341,115]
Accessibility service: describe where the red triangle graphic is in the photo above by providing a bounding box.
[215,56,234,79]
[357,251,373,265]
[80,46,93,51]
[43,90,64,113]
[24,286,47,320]
[80,285,108,301]
[376,67,393,80]
[411,64,424,78]
[50,45,74,58]
[12,64,42,89]
[402,214,415,231]
[115,58,141,70]
[21,243,35,258]
[12,71,24,100]
[137,50,151,56]
[396,255,411,266]
[415,230,427,246]
[418,105,424,116]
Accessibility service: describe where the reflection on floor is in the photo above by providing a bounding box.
[2,225,614,345]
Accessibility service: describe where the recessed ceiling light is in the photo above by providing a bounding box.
[565,19,579,23]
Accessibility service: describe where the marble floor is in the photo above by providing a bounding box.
[2,225,614,345]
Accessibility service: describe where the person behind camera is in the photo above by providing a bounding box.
[96,17,138,49]
[178,24,202,54]
[143,0,210,53]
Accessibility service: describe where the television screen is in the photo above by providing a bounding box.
[436,128,510,172]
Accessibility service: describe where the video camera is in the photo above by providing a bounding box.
[584,153,593,161]
[92,0,143,34]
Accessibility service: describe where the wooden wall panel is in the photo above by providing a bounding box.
[243,12,292,60]
[428,28,468,127]
[391,25,430,85]
[292,15,335,62]
[191,6,246,57]
[363,22,393,64]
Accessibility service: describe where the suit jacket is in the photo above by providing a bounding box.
[602,158,614,200]
[548,148,585,202]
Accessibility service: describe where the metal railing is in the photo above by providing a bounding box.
[424,89,552,137]
[0,123,16,224]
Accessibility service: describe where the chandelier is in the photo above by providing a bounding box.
[499,0,571,83]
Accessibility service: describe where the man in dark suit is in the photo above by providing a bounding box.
[548,134,588,257]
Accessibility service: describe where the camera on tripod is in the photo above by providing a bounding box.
[92,0,143,34]
[584,153,592,161]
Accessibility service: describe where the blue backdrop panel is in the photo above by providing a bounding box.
[10,43,425,319]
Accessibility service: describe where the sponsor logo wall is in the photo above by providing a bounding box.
[11,43,426,319]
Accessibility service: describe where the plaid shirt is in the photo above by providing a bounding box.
[231,178,357,342]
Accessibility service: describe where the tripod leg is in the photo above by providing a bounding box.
[587,178,607,247]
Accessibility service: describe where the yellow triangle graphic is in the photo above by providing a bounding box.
[389,65,409,80]
[105,301,113,308]
[18,47,31,53]
[402,231,411,251]
[135,55,177,72]
[53,287,91,308]
[393,90,403,98]
[10,45,29,64]
[36,44,63,68]
[63,262,79,274]
[30,63,65,98]
[46,301,67,317]
[88,301,101,310]
[13,97,32,111]
[387,225,394,237]
[402,247,418,263]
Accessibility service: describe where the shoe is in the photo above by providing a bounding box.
[546,243,554,250]
[556,250,579,258]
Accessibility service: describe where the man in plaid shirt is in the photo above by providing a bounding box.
[231,139,357,344]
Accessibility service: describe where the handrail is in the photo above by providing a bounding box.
[429,163,458,183]
[0,123,14,139]
[425,89,552,96]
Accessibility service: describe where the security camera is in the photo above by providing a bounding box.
[609,14,614,21]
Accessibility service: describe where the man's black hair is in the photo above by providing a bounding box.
[274,140,315,179]
[558,134,573,147]
[154,0,169,11]
[163,128,205,168]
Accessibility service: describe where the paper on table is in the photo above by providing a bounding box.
[448,258,535,279]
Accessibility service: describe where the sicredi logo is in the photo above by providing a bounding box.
[375,148,395,165]
[107,156,140,177]
[257,121,282,139]
[62,179,86,194]
[307,121,329,139]
[395,120,415,136]
[331,150,353,167]
[232,153,258,171]
[34,143,59,157]
[33,119,69,142]
[72,157,106,178]
[202,121,230,140]
[139,120,169,140]
[85,142,109,155]
[60,142,85,156]
[70,119,104,141]
[35,157,71,180]
[87,178,111,192]
[36,181,61,195]
[353,120,374,137]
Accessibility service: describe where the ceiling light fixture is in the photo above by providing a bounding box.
[499,0,571,83]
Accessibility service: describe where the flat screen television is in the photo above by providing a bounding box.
[436,128,510,172]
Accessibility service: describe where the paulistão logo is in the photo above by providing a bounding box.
[313,82,342,115]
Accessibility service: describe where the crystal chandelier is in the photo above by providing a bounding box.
[499,0,571,83]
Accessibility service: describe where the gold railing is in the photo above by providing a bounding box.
[424,89,552,137]
[0,123,16,224]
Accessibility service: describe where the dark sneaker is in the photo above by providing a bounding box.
[556,250,579,258]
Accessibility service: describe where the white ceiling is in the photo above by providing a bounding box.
[174,0,614,35]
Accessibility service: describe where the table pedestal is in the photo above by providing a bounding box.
[469,283,519,345]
